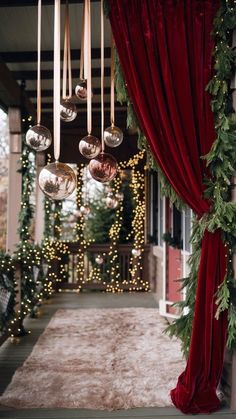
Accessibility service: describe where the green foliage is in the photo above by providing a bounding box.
[0,252,16,333]
[162,232,182,250]
[118,175,134,243]
[17,139,36,241]
[165,218,202,356]
[14,242,43,316]
[86,194,116,244]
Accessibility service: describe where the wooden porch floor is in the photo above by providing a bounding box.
[0,292,235,419]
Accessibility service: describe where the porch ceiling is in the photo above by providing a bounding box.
[0,1,139,163]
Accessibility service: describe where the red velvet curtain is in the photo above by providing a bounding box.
[108,0,228,414]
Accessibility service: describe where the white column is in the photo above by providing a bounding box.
[6,108,22,254]
[34,152,45,244]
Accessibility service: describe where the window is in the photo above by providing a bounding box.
[148,171,164,247]
[182,207,192,253]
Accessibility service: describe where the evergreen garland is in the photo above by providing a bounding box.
[0,252,16,334]
[15,139,42,318]
[111,0,236,355]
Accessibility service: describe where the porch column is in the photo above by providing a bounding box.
[6,107,22,254]
[35,152,46,244]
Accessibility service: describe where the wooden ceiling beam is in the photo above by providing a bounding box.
[0,58,36,117]
[0,48,110,63]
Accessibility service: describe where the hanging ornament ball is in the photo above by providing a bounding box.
[73,209,82,218]
[115,192,124,201]
[88,152,118,183]
[104,125,123,148]
[132,248,141,257]
[60,99,77,122]
[38,162,76,200]
[106,196,119,209]
[75,79,90,101]
[79,134,101,159]
[80,205,91,216]
[26,124,52,151]
[95,254,104,265]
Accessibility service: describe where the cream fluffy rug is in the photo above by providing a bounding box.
[0,308,185,409]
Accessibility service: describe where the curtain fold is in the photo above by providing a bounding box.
[108,0,228,414]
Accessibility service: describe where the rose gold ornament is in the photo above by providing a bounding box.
[79,134,101,159]
[88,152,118,183]
[80,205,91,216]
[38,162,76,200]
[106,196,119,209]
[26,124,52,151]
[104,125,123,148]
[95,254,103,265]
[131,248,141,257]
[60,99,77,122]
[73,209,82,218]
[115,192,124,201]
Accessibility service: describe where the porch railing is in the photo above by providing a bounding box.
[55,243,151,291]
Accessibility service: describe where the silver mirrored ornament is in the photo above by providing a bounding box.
[80,205,90,216]
[26,124,52,151]
[104,125,123,148]
[95,255,103,265]
[38,162,77,200]
[75,79,91,101]
[88,152,118,183]
[79,134,102,159]
[60,99,77,122]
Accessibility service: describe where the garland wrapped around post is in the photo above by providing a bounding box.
[107,173,123,290]
[75,165,93,287]
[111,0,236,355]
[15,139,45,325]
[0,252,16,336]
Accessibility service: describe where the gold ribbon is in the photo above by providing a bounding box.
[80,2,85,81]
[85,0,92,134]
[37,0,42,125]
[62,0,72,99]
[110,36,115,127]
[54,0,61,161]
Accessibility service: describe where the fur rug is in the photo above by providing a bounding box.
[0,308,185,409]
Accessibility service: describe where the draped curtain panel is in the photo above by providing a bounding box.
[108,0,228,414]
